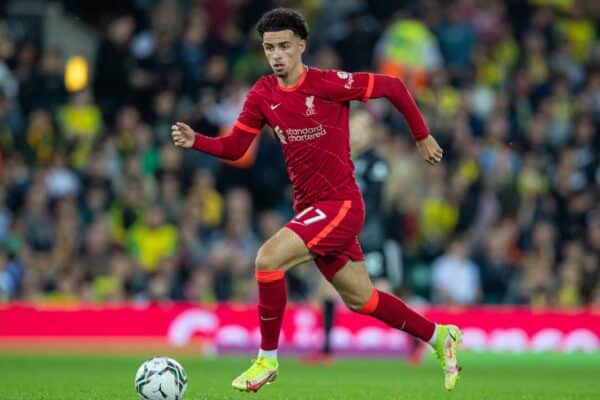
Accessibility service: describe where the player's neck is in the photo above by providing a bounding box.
[277,63,306,88]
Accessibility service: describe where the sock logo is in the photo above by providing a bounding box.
[260,315,278,321]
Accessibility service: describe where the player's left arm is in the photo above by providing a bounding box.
[322,70,442,164]
[368,74,442,165]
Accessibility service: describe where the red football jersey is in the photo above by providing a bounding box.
[235,66,375,211]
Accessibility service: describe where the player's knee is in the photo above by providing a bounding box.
[255,245,280,271]
[345,301,364,313]
[342,293,372,313]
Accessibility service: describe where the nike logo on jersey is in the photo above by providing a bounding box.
[270,103,281,110]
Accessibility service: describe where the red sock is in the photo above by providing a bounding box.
[358,289,435,342]
[256,270,287,351]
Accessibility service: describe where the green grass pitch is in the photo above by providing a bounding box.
[0,352,598,399]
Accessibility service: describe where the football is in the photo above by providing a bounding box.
[134,357,188,400]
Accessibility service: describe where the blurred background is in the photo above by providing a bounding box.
[0,0,599,356]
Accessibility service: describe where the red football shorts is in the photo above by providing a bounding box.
[285,199,365,280]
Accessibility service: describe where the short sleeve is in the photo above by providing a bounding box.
[318,70,374,103]
[235,83,265,135]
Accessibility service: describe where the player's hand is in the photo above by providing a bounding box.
[416,135,443,165]
[171,122,195,148]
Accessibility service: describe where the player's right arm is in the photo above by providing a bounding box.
[171,121,258,161]
[171,84,265,161]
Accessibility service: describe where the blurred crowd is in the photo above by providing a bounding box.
[0,0,598,307]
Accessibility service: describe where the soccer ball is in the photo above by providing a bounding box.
[134,357,188,400]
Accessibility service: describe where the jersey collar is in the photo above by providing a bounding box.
[278,65,308,92]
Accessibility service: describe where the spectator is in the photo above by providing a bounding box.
[24,48,66,114]
[434,4,477,74]
[188,169,223,229]
[375,9,442,90]
[93,14,136,120]
[431,237,481,305]
[127,205,179,272]
[57,89,103,168]
[0,240,24,300]
[205,188,259,301]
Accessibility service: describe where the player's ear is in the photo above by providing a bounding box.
[298,39,306,54]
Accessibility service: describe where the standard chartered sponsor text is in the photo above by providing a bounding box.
[285,124,327,142]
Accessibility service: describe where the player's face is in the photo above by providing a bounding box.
[262,30,305,77]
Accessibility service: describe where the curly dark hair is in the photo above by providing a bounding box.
[256,8,309,39]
